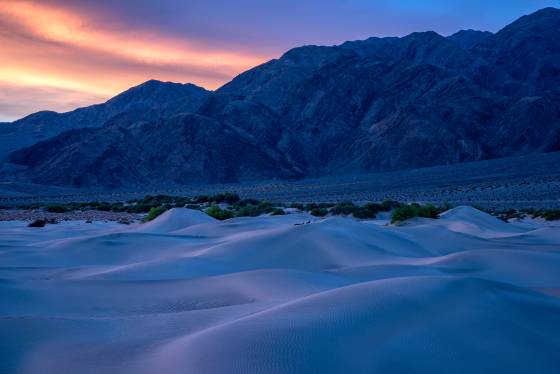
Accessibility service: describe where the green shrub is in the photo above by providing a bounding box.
[97,203,112,211]
[28,219,47,227]
[391,205,416,223]
[45,204,70,213]
[353,205,378,219]
[211,192,240,204]
[172,197,190,208]
[496,209,525,222]
[391,203,443,223]
[380,200,401,211]
[330,201,357,215]
[271,208,286,216]
[233,199,261,209]
[186,204,201,210]
[304,203,318,211]
[236,201,274,217]
[195,195,210,204]
[289,203,305,210]
[206,205,234,220]
[541,210,560,221]
[310,208,328,217]
[143,206,167,222]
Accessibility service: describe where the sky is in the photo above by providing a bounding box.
[0,0,557,121]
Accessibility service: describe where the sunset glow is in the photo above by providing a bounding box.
[0,0,554,121]
[0,1,268,120]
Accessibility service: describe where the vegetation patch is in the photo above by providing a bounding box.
[143,206,167,222]
[271,208,286,216]
[28,219,47,227]
[391,203,447,224]
[45,204,70,213]
[530,209,560,221]
[310,208,328,217]
[206,205,235,220]
[236,201,275,217]
[19,193,560,224]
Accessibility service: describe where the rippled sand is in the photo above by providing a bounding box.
[1,207,560,373]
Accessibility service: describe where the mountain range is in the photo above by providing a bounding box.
[2,7,560,189]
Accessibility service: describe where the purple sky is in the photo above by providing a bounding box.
[0,0,557,121]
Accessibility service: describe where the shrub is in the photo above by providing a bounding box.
[353,205,378,219]
[186,204,201,210]
[330,201,357,216]
[97,203,112,211]
[173,197,190,208]
[206,205,234,220]
[45,204,70,213]
[143,206,167,222]
[391,203,443,223]
[211,192,240,204]
[391,205,416,223]
[496,209,525,222]
[380,200,401,211]
[271,208,286,216]
[232,199,261,209]
[304,203,318,211]
[289,203,305,210]
[310,208,328,217]
[28,219,46,227]
[236,201,275,217]
[195,195,210,204]
[541,210,560,221]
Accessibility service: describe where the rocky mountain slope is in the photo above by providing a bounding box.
[0,80,208,160]
[6,7,560,188]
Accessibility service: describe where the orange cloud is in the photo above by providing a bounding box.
[0,1,270,120]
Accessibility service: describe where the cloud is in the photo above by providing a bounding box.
[0,82,106,122]
[0,0,556,121]
[0,0,270,121]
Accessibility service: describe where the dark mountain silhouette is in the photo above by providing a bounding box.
[6,7,560,188]
[0,80,208,160]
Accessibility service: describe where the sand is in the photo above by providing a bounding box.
[1,207,559,373]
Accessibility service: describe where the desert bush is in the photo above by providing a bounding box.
[353,205,378,219]
[28,219,46,227]
[289,203,305,210]
[540,210,560,221]
[380,200,401,211]
[195,195,210,204]
[391,203,443,223]
[206,205,234,220]
[143,206,167,222]
[186,204,201,210]
[496,209,525,222]
[236,201,275,217]
[211,192,240,204]
[304,203,318,211]
[330,201,357,215]
[45,204,70,213]
[271,208,286,216]
[17,203,43,210]
[310,208,328,217]
[232,199,261,209]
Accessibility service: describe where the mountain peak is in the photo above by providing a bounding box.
[496,6,560,35]
[403,30,443,42]
[531,6,560,16]
[447,29,493,49]
[106,80,208,107]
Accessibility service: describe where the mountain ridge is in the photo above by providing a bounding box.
[0,80,209,160]
[4,7,560,188]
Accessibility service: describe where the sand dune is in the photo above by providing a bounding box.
[1,207,560,373]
